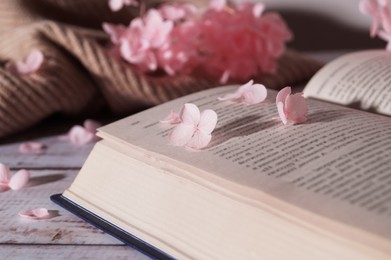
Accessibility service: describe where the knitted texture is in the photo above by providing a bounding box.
[0,0,322,138]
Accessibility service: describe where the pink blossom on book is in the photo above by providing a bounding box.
[218,80,267,104]
[5,49,44,75]
[276,86,308,125]
[168,103,217,150]
[19,142,46,154]
[0,163,30,192]
[108,0,138,12]
[19,208,51,220]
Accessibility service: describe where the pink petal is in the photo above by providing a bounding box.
[19,142,46,154]
[160,110,181,124]
[219,70,230,84]
[285,93,308,124]
[186,131,212,149]
[8,169,30,191]
[169,123,195,146]
[276,86,291,105]
[242,83,267,104]
[0,163,11,191]
[68,126,95,145]
[179,103,200,126]
[19,208,51,220]
[277,101,287,125]
[218,80,253,101]
[253,3,265,18]
[197,109,218,135]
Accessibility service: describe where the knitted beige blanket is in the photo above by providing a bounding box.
[0,0,322,138]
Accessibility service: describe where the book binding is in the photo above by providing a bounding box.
[50,194,174,260]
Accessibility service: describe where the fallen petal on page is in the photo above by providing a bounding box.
[276,86,308,125]
[19,208,51,220]
[168,103,217,150]
[218,80,267,104]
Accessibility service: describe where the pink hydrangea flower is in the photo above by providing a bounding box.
[167,103,218,150]
[276,87,308,125]
[103,1,292,81]
[119,9,173,72]
[196,1,292,83]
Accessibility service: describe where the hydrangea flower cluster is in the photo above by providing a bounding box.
[103,0,292,83]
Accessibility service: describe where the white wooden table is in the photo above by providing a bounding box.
[0,117,151,259]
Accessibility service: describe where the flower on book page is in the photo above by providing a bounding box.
[168,103,218,150]
[217,80,267,104]
[0,163,30,192]
[19,142,46,154]
[60,119,101,145]
[359,0,391,50]
[18,208,52,220]
[276,86,308,125]
[5,49,44,75]
[108,0,138,12]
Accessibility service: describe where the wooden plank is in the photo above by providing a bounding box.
[0,245,150,259]
[0,169,121,245]
[0,135,95,169]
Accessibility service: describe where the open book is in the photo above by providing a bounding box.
[52,50,391,259]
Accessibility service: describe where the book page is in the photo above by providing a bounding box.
[303,50,391,116]
[99,86,391,240]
